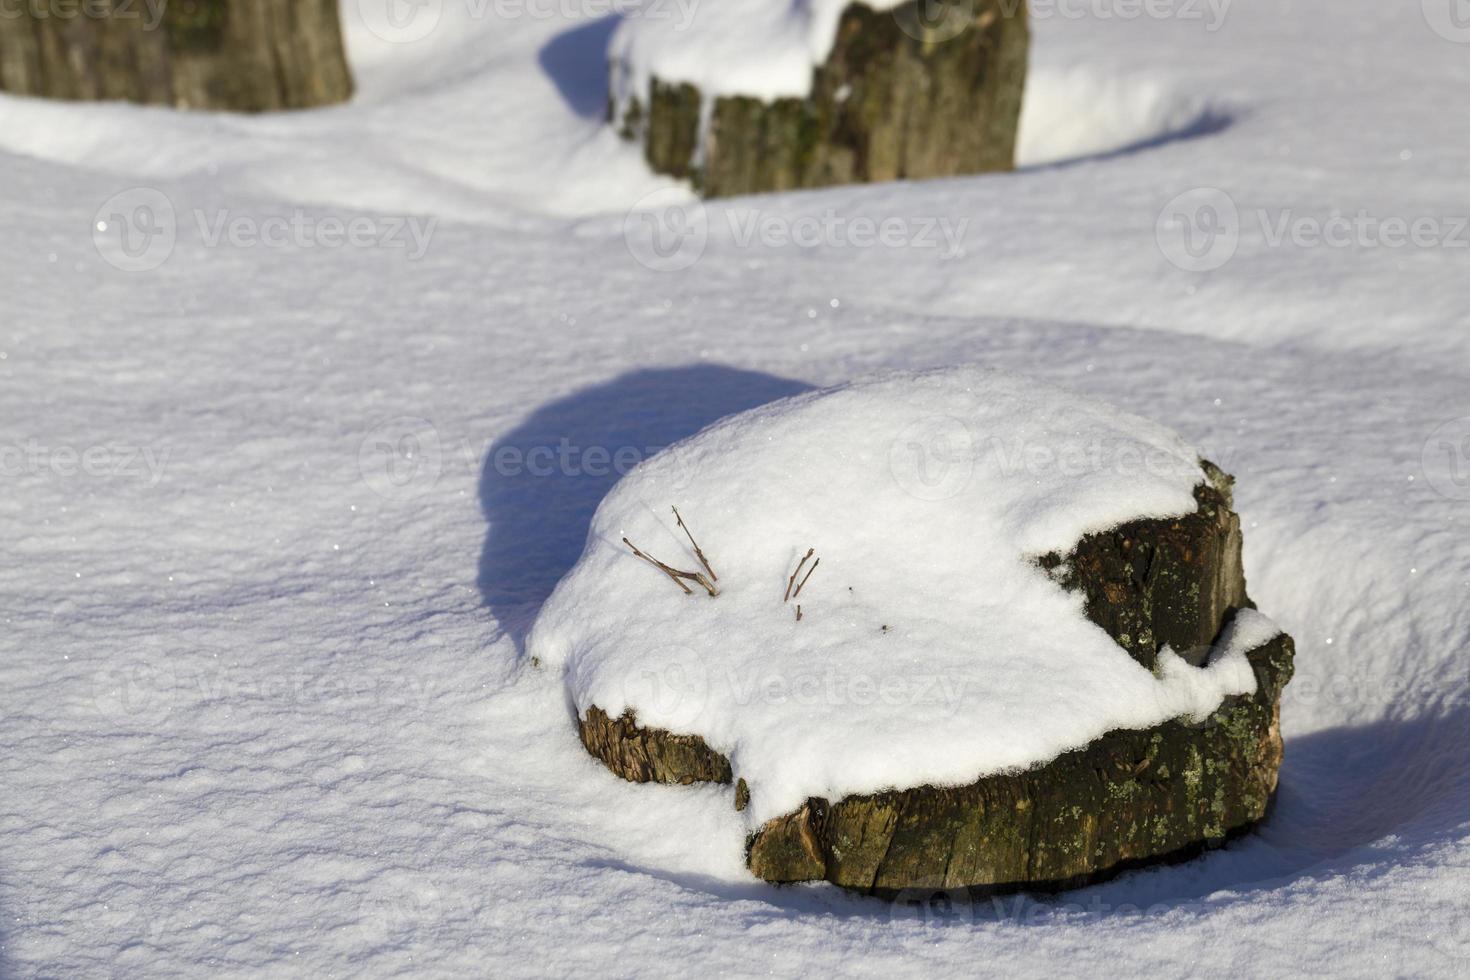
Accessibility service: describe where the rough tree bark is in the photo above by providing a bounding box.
[575,462,1296,892]
[745,633,1292,892]
[0,0,353,112]
[611,0,1029,198]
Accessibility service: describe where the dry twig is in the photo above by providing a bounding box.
[793,557,819,599]
[672,506,718,584]
[784,548,814,602]
[623,537,719,597]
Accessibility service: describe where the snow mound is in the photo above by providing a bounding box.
[609,0,911,107]
[1017,68,1227,167]
[529,367,1274,825]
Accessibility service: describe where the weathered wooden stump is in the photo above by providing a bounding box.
[745,632,1291,891]
[576,463,1296,893]
[611,0,1029,198]
[0,0,353,112]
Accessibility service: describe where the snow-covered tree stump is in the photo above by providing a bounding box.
[534,370,1296,894]
[573,463,1293,892]
[609,0,1029,197]
[0,0,353,112]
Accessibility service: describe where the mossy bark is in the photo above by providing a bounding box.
[613,0,1029,198]
[574,463,1295,891]
[746,632,1292,892]
[1039,461,1247,670]
[0,0,353,112]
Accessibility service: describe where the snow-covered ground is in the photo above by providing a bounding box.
[1,1,1467,976]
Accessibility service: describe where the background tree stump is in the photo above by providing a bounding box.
[611,0,1029,198]
[0,0,353,112]
[575,463,1296,892]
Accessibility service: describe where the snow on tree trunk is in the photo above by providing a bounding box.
[575,465,1296,892]
[0,0,353,112]
[611,0,1029,198]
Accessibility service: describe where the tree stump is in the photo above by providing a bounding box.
[575,463,1296,892]
[745,632,1292,891]
[0,0,353,112]
[611,0,1029,198]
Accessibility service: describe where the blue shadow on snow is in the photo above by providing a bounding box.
[477,364,812,645]
[538,15,622,120]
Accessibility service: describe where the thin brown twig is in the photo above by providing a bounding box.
[784,548,814,602]
[624,537,691,594]
[623,537,718,597]
[672,506,717,583]
[792,557,820,599]
[795,604,802,622]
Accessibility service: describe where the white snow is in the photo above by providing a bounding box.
[1,0,1469,977]
[1015,68,1227,167]
[1154,608,1272,723]
[530,366,1261,823]
[609,0,911,108]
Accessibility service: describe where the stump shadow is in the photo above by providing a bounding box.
[538,15,622,120]
[1020,108,1235,174]
[477,364,812,645]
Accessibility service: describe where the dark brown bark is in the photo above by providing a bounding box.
[1039,461,1248,670]
[0,0,353,112]
[613,0,1029,198]
[580,704,732,786]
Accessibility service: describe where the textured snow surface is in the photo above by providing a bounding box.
[2,0,1469,977]
[531,367,1262,824]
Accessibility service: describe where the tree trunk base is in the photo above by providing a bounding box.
[0,1,353,112]
[612,0,1029,198]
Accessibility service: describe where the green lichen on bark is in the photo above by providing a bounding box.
[746,633,1293,892]
[645,80,703,184]
[164,0,228,51]
[614,0,1029,197]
